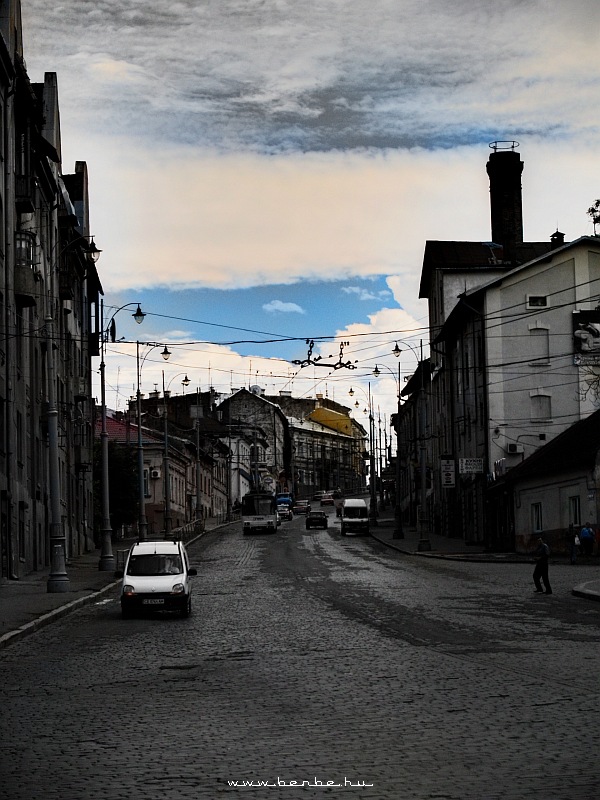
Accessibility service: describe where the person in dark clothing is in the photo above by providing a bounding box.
[533,536,552,594]
[579,522,595,556]
[568,528,580,564]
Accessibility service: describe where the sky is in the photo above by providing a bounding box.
[20,0,600,424]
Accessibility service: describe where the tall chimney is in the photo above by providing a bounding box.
[486,141,524,264]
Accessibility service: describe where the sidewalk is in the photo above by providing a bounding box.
[0,524,216,650]
[369,508,600,603]
[1,512,599,651]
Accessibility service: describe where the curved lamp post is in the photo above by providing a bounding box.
[97,302,145,570]
[372,361,403,539]
[47,235,101,592]
[348,384,378,526]
[160,371,190,535]
[389,340,431,551]
[136,342,171,540]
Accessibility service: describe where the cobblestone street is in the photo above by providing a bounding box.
[1,513,599,799]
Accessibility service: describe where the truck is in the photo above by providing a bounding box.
[241,491,278,534]
[340,498,370,536]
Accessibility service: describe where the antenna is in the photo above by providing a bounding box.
[114,366,121,410]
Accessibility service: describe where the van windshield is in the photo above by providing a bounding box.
[127,554,183,576]
[344,506,367,519]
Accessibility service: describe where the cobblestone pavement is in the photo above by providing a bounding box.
[1,512,599,800]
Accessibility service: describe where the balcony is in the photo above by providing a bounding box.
[15,175,36,213]
[14,263,37,307]
[59,266,75,300]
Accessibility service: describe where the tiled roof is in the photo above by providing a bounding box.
[490,409,600,489]
[94,415,163,446]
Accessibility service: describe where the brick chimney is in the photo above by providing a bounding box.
[486,142,524,264]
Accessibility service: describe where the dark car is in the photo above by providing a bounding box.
[293,500,311,514]
[306,511,328,530]
[277,504,293,522]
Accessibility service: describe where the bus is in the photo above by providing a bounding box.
[241,491,278,534]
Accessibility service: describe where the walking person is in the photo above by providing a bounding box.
[568,528,580,565]
[533,535,552,595]
[579,522,595,557]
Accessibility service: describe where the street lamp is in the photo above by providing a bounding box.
[98,301,145,571]
[160,371,191,536]
[373,361,403,539]
[46,234,101,592]
[393,340,431,551]
[348,384,378,526]
[136,341,171,540]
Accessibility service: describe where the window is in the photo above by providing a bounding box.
[527,295,548,308]
[15,230,35,268]
[127,553,183,576]
[532,502,543,533]
[16,411,23,465]
[530,393,551,421]
[528,327,550,365]
[569,496,581,528]
[19,502,26,560]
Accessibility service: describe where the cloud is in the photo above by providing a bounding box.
[23,0,600,154]
[263,300,306,314]
[21,0,600,424]
[342,286,393,301]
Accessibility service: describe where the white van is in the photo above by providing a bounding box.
[116,540,196,619]
[340,498,370,536]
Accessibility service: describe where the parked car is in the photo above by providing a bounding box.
[312,490,326,501]
[293,500,311,514]
[277,504,293,521]
[115,540,197,618]
[320,493,334,506]
[306,511,328,530]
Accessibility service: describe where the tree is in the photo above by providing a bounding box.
[587,200,600,235]
[93,440,139,541]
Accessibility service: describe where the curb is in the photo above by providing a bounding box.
[0,580,118,651]
[0,523,222,652]
[572,581,600,602]
[369,532,524,561]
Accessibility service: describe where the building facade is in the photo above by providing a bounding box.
[264,392,368,499]
[1,2,100,580]
[413,143,600,550]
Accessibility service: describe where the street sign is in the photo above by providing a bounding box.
[459,458,484,474]
[440,459,456,488]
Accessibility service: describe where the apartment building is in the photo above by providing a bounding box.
[412,143,600,550]
[1,2,100,580]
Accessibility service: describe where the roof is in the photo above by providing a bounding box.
[419,240,553,298]
[129,540,181,555]
[434,236,600,345]
[95,414,163,446]
[490,408,600,489]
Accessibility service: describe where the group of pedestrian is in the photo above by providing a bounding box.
[568,522,597,564]
[533,522,599,596]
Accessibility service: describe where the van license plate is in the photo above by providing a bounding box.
[143,598,164,605]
